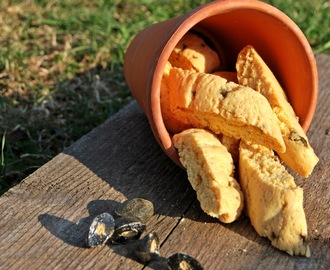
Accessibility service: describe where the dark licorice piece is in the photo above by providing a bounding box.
[115,198,154,223]
[134,232,160,263]
[86,212,115,248]
[110,216,146,244]
[167,253,204,270]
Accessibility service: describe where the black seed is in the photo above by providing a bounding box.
[86,212,115,248]
[167,253,204,270]
[115,198,154,223]
[110,216,146,244]
[134,232,160,263]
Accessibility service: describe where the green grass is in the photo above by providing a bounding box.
[0,0,329,195]
[266,0,330,53]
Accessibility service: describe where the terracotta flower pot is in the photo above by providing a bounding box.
[124,0,318,166]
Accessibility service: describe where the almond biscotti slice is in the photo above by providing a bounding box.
[236,45,319,177]
[239,140,310,257]
[161,62,198,133]
[165,67,286,153]
[161,62,190,133]
[173,128,244,223]
[168,32,220,73]
[212,72,240,164]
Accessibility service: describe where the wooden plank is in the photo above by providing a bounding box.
[0,54,329,270]
[0,104,195,270]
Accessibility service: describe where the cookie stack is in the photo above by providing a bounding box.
[161,32,319,257]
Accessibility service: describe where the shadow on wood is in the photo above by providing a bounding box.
[38,199,122,248]
[38,213,89,248]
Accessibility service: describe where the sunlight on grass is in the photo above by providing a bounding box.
[1,132,5,166]
[267,0,330,53]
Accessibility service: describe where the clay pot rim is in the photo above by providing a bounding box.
[148,0,317,165]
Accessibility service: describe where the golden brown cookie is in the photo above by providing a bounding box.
[173,128,244,223]
[160,62,195,133]
[236,45,319,177]
[164,67,286,153]
[239,140,310,257]
[168,32,220,73]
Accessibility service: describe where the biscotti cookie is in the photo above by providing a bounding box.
[236,45,319,177]
[165,67,286,153]
[173,128,244,223]
[168,32,220,73]
[213,72,240,163]
[239,140,310,257]
[161,62,197,133]
[160,61,172,122]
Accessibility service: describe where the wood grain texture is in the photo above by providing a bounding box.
[0,54,329,270]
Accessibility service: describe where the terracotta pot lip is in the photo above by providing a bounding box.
[149,0,318,164]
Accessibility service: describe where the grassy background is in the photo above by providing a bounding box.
[1,0,329,194]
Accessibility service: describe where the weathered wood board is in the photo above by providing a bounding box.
[0,54,329,270]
